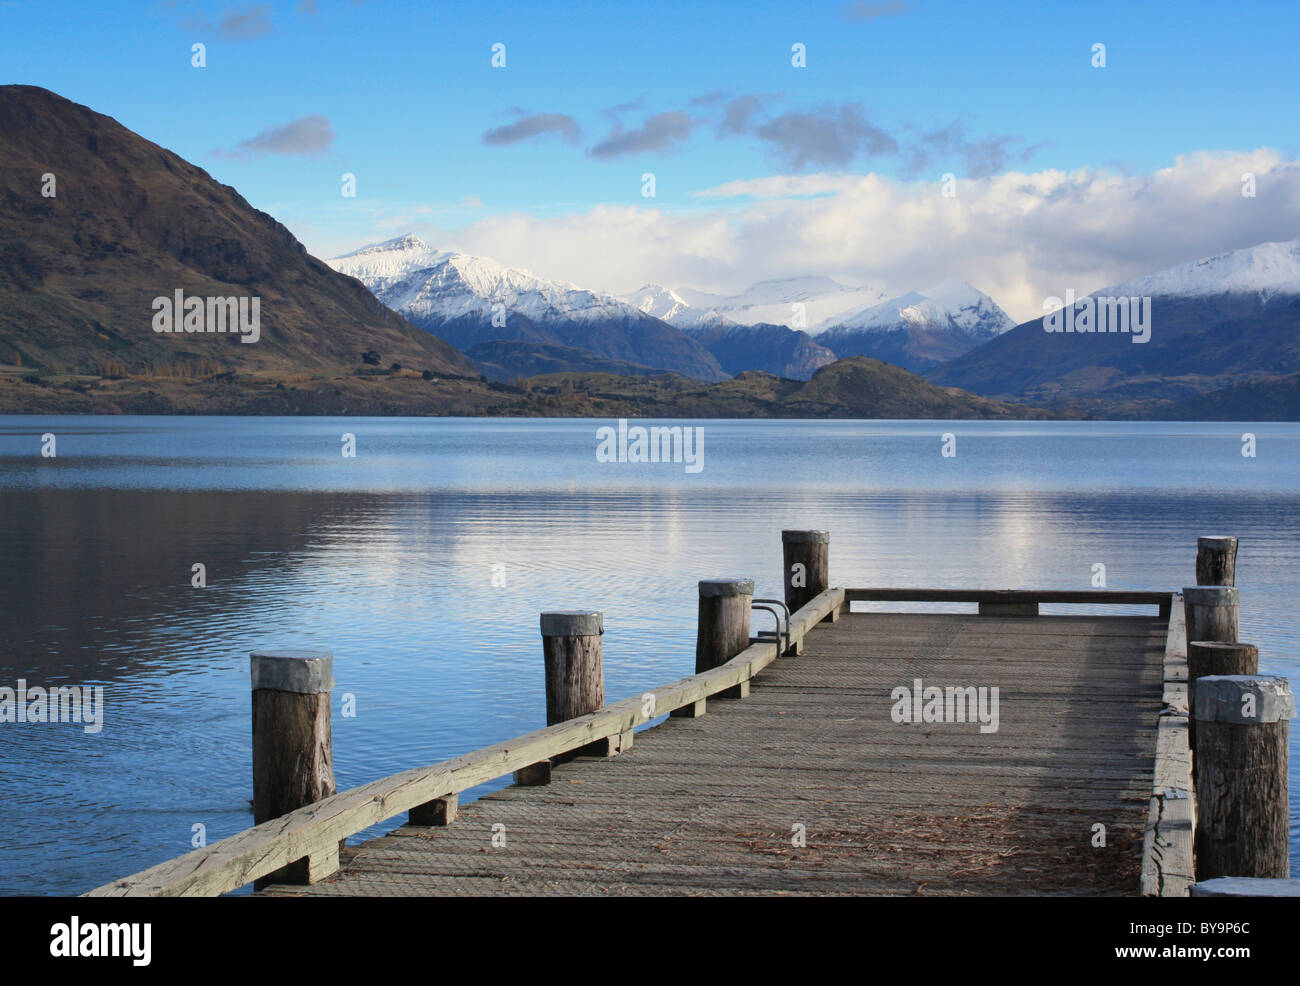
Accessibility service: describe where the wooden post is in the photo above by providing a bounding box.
[540,611,605,725]
[1188,641,1258,680]
[1196,536,1238,586]
[782,529,830,620]
[515,611,624,786]
[250,650,337,887]
[1192,674,1294,880]
[409,793,457,827]
[696,577,754,699]
[1182,586,1239,644]
[1187,641,1259,750]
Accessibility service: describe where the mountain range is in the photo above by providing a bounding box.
[623,277,899,331]
[927,238,1300,413]
[329,228,1300,414]
[0,85,1052,419]
[327,236,727,381]
[3,84,1297,420]
[623,277,1014,375]
[333,236,1020,382]
[816,279,1015,373]
[618,283,838,379]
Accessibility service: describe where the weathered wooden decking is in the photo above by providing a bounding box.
[261,610,1166,896]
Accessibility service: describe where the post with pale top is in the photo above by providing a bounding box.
[515,611,627,787]
[1186,641,1258,751]
[250,649,338,887]
[1192,674,1294,880]
[782,530,831,627]
[691,578,754,703]
[1182,586,1239,644]
[1196,536,1238,587]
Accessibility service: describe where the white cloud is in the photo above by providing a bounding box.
[316,149,1300,324]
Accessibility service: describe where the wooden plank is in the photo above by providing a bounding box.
[85,588,845,897]
[1163,591,1188,681]
[1140,792,1195,897]
[270,610,1159,899]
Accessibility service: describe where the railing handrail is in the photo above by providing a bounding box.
[1140,590,1196,896]
[845,587,1171,606]
[85,587,846,897]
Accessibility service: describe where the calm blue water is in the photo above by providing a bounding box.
[0,416,1296,895]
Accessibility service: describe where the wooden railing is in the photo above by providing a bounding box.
[845,587,1172,615]
[86,586,846,897]
[1141,591,1196,896]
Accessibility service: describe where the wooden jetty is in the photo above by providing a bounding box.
[86,533,1292,898]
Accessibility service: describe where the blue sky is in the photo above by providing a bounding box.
[4,0,1299,317]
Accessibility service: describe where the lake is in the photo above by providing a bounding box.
[0,416,1297,895]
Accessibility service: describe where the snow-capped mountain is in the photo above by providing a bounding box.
[334,235,655,329]
[815,280,1014,373]
[520,266,1007,379]
[635,277,889,331]
[1099,237,1300,300]
[928,237,1300,407]
[619,283,843,379]
[827,279,1015,339]
[329,236,727,381]
[620,284,723,329]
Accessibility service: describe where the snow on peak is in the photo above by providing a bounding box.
[667,277,888,331]
[728,276,853,305]
[1102,237,1300,299]
[623,284,693,320]
[827,280,1014,338]
[620,284,729,329]
[329,237,649,326]
[338,233,432,258]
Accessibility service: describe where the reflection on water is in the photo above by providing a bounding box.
[0,417,1297,894]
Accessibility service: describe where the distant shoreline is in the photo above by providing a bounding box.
[8,356,1290,421]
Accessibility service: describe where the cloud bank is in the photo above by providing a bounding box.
[395,150,1300,324]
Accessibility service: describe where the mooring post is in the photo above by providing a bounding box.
[1196,536,1238,586]
[691,577,754,704]
[782,530,832,633]
[515,611,624,787]
[1182,585,1239,644]
[1192,674,1294,880]
[250,649,337,887]
[1187,641,1259,750]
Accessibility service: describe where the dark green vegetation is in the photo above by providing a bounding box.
[1163,371,1300,421]
[0,356,1042,418]
[519,357,1044,419]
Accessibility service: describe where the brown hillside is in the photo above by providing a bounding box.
[0,85,476,379]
